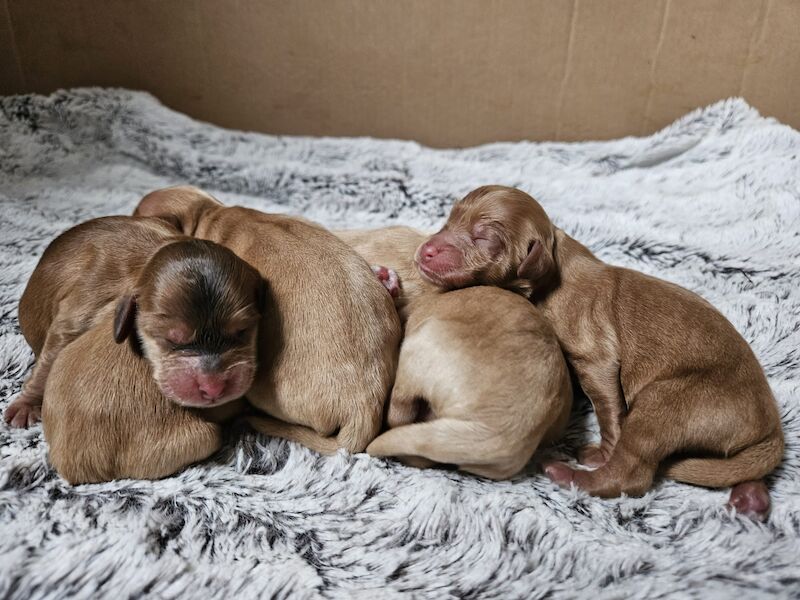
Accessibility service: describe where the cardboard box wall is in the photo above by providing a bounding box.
[1,0,798,147]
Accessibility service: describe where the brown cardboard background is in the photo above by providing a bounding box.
[2,0,798,147]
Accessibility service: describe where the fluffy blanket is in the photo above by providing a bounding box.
[0,89,798,599]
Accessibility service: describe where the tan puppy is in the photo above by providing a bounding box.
[5,216,263,429]
[338,227,572,479]
[44,309,242,484]
[134,187,401,454]
[415,185,784,518]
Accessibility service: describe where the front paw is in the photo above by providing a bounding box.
[542,460,577,488]
[371,265,401,298]
[4,394,43,429]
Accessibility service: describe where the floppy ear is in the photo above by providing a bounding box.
[113,294,138,343]
[517,240,555,288]
[256,277,271,314]
[133,186,221,235]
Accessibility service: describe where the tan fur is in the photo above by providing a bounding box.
[419,185,784,511]
[43,310,234,484]
[337,227,572,479]
[135,187,402,453]
[5,215,262,429]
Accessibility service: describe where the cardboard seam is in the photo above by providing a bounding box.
[3,0,26,91]
[641,0,670,136]
[554,0,578,141]
[738,0,771,98]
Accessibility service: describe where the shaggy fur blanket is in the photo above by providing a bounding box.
[0,89,798,599]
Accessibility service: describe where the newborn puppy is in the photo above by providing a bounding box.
[5,216,262,428]
[44,308,243,484]
[134,187,401,454]
[415,185,783,518]
[337,227,571,478]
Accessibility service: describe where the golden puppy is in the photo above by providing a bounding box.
[44,309,241,484]
[338,227,572,479]
[414,185,784,518]
[134,187,402,454]
[5,216,263,429]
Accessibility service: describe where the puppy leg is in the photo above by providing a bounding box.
[5,321,80,428]
[573,361,627,467]
[386,375,430,428]
[543,388,668,497]
[367,419,522,479]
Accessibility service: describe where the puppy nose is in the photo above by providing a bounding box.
[421,243,439,261]
[196,374,226,399]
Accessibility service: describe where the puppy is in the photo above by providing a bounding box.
[134,187,401,454]
[44,308,243,484]
[337,227,572,479]
[5,216,263,429]
[414,185,784,518]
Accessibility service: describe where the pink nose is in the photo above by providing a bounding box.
[196,374,227,399]
[421,243,439,261]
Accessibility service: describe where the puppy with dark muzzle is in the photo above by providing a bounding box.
[5,216,263,431]
[413,185,783,519]
[134,186,401,455]
[43,308,243,484]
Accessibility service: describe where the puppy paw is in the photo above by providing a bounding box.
[4,394,42,429]
[542,461,576,488]
[728,480,770,521]
[577,444,608,468]
[371,265,401,298]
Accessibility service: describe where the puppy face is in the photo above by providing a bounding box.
[114,239,263,408]
[415,185,557,295]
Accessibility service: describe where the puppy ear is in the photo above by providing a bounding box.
[113,294,138,343]
[256,277,271,313]
[517,240,555,289]
[134,186,221,235]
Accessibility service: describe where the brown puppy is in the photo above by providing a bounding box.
[4,216,263,429]
[337,227,572,479]
[44,308,242,484]
[134,187,401,454]
[415,185,783,518]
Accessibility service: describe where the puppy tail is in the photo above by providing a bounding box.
[367,418,528,480]
[663,429,784,488]
[246,407,380,455]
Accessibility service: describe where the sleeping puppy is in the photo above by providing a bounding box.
[134,187,401,454]
[5,216,263,429]
[413,185,784,519]
[44,308,244,484]
[337,227,572,479]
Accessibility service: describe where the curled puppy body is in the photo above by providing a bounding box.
[44,309,242,484]
[5,216,262,429]
[337,227,571,478]
[134,187,401,454]
[415,185,784,518]
[368,287,571,479]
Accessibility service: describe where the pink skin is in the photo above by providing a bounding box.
[415,232,465,287]
[371,265,401,298]
[543,461,772,521]
[159,359,254,408]
[4,395,41,429]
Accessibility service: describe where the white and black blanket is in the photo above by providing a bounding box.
[0,89,798,599]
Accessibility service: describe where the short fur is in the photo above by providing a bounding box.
[338,227,572,479]
[134,187,402,454]
[416,185,784,518]
[43,309,242,484]
[4,216,262,430]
